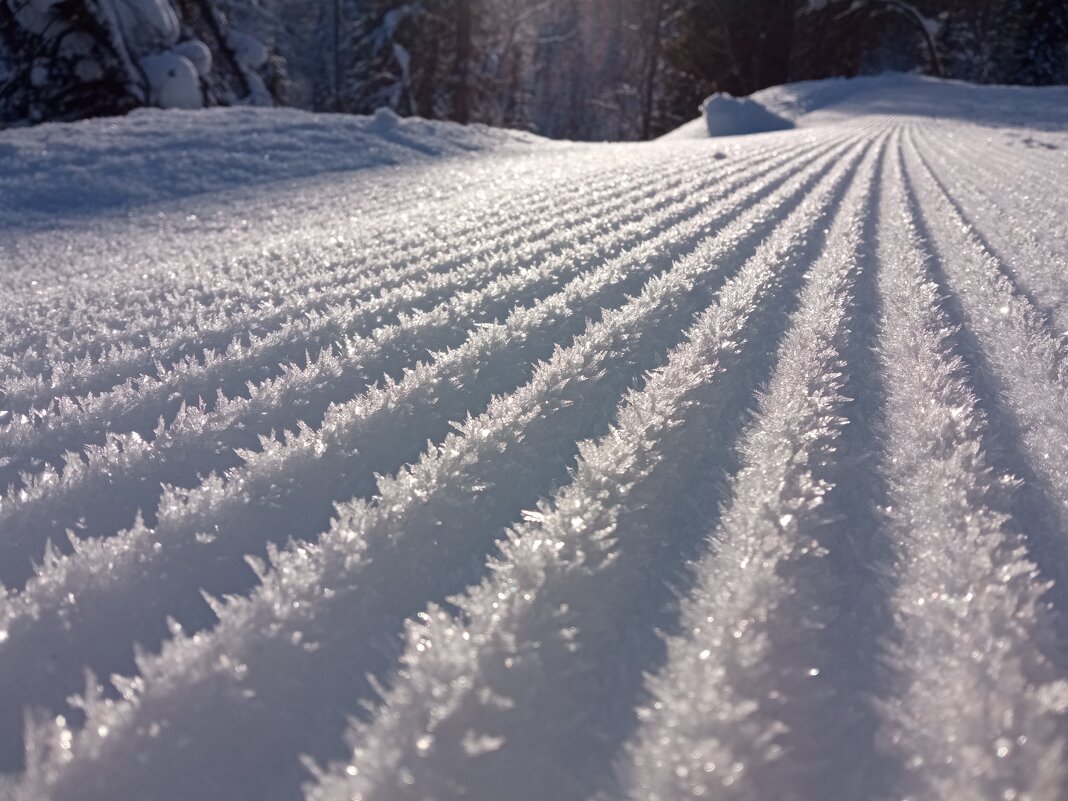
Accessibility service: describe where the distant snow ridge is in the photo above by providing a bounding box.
[1,78,1068,801]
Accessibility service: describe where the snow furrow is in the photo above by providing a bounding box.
[939,126,1067,212]
[0,137,808,586]
[0,145,725,429]
[0,148,603,371]
[900,130,1068,581]
[7,136,868,800]
[869,139,1068,801]
[614,139,884,801]
[908,125,1068,332]
[304,135,877,801]
[0,147,707,412]
[0,134,858,778]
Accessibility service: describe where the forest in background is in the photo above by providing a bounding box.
[2,0,1067,137]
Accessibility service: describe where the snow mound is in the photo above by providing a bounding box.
[755,72,1068,130]
[111,0,181,55]
[140,52,203,110]
[368,106,401,132]
[0,107,547,225]
[227,30,269,70]
[702,92,794,137]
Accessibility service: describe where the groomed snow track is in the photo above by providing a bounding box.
[2,86,1068,801]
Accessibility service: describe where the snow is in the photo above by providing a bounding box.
[663,71,1068,139]
[0,107,545,229]
[173,40,212,79]
[10,0,68,36]
[226,30,268,70]
[701,92,794,137]
[109,0,180,55]
[1,76,1068,801]
[367,105,401,132]
[140,51,203,110]
[4,0,280,119]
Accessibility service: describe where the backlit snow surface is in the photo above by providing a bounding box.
[2,74,1068,801]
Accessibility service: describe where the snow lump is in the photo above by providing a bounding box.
[702,92,795,137]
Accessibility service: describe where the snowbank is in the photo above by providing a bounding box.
[0,107,545,225]
[701,92,794,137]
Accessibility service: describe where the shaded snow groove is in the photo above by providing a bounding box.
[1,108,1066,801]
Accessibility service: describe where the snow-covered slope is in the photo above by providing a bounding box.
[664,71,1068,139]
[0,106,544,228]
[1,78,1067,801]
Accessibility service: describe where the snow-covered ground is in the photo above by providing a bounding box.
[1,75,1068,801]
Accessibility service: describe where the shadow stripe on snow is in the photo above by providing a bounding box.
[10,136,866,800]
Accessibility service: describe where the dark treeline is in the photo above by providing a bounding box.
[254,0,1068,138]
[3,0,1067,135]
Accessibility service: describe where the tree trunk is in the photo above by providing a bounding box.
[454,0,472,124]
[333,0,341,110]
[640,0,665,140]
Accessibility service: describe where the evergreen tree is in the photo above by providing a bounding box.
[1007,0,1068,84]
[0,0,144,124]
[342,0,420,114]
[0,0,279,127]
[795,0,1067,85]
